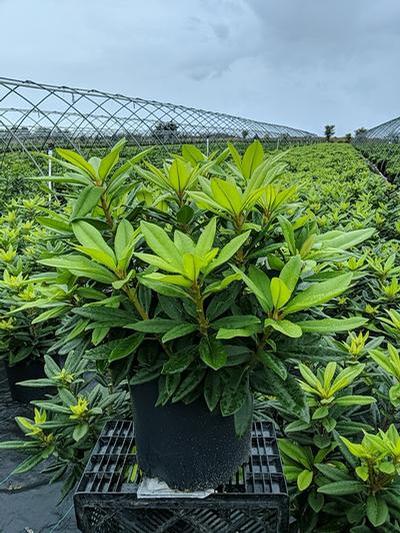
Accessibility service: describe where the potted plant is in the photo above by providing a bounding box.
[26,140,373,490]
[0,197,64,401]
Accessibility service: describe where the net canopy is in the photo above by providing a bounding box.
[0,77,317,175]
[354,116,400,182]
[358,116,400,141]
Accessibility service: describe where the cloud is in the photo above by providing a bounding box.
[0,0,399,134]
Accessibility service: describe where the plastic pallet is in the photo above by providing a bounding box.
[74,419,289,533]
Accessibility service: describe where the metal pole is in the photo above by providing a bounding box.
[48,146,53,203]
[206,137,209,157]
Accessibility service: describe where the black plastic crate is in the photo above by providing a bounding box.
[74,419,289,533]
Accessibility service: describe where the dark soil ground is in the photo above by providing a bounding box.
[0,364,79,533]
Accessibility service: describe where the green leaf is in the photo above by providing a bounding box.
[296,316,368,333]
[38,255,117,284]
[318,480,365,495]
[73,422,89,442]
[162,350,195,374]
[227,142,242,169]
[55,147,96,177]
[312,406,329,420]
[137,274,190,298]
[71,185,103,220]
[172,368,206,403]
[335,395,376,406]
[109,333,144,362]
[346,503,366,524]
[315,463,353,481]
[315,228,375,251]
[114,219,135,263]
[241,140,264,179]
[278,216,296,255]
[308,491,324,513]
[37,215,72,234]
[0,441,39,450]
[204,371,223,411]
[330,363,365,395]
[253,369,305,415]
[140,221,182,269]
[248,266,273,309]
[195,218,216,256]
[279,255,302,293]
[366,494,388,527]
[199,337,228,370]
[220,370,248,416]
[211,178,242,215]
[130,319,181,333]
[297,469,313,491]
[17,378,55,388]
[270,278,291,309]
[206,231,251,274]
[176,205,194,224]
[283,273,353,315]
[264,318,303,338]
[232,265,272,313]
[75,245,117,271]
[98,139,125,180]
[32,401,70,414]
[234,392,253,437]
[162,323,197,343]
[212,315,260,329]
[278,440,311,469]
[44,355,61,376]
[258,351,287,380]
[285,420,311,433]
[12,453,46,474]
[182,144,205,164]
[131,364,163,385]
[216,326,259,340]
[378,462,395,474]
[72,221,116,266]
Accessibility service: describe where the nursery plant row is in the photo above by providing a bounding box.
[356,141,400,184]
[0,141,400,531]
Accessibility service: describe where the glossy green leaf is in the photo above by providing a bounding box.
[39,255,117,283]
[366,494,388,527]
[109,333,144,362]
[297,469,313,491]
[71,185,103,220]
[162,323,197,343]
[264,318,302,338]
[199,337,227,370]
[283,273,353,315]
[317,480,365,495]
[296,316,368,333]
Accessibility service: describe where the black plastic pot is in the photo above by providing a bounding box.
[4,358,54,402]
[130,379,251,491]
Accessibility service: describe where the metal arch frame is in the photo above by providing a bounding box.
[353,115,400,181]
[0,77,318,176]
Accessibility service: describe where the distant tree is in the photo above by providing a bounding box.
[324,125,335,142]
[242,129,249,140]
[153,120,179,141]
[344,133,352,143]
[355,127,367,138]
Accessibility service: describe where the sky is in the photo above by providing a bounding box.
[0,0,399,136]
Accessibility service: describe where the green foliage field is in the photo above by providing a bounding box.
[1,141,400,530]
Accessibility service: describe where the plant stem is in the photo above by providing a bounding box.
[124,285,148,320]
[100,194,114,228]
[192,283,208,336]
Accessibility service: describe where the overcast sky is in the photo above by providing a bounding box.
[1,0,399,135]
